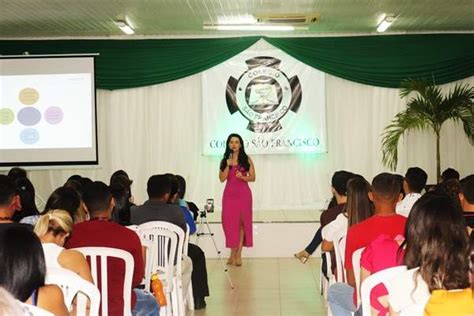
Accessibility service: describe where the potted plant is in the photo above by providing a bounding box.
[381,79,474,181]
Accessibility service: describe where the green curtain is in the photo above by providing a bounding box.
[0,34,472,90]
[0,37,260,90]
[265,34,474,88]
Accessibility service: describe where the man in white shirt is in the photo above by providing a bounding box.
[396,167,427,217]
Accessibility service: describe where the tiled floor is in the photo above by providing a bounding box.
[187,258,327,316]
[203,210,322,223]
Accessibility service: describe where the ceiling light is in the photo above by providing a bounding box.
[377,15,396,33]
[203,24,307,31]
[115,20,134,35]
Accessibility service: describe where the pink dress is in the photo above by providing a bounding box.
[222,164,253,248]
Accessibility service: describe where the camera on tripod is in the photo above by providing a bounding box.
[201,198,214,217]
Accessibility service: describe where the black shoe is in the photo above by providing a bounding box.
[194,298,206,310]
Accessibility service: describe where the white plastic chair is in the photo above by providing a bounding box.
[183,223,195,311]
[45,267,101,316]
[332,232,348,283]
[138,221,183,316]
[126,225,155,292]
[352,247,365,308]
[361,266,406,316]
[74,247,134,316]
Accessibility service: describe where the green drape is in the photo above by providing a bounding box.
[0,37,260,90]
[265,34,474,88]
[0,34,472,90]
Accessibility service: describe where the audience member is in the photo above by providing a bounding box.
[44,186,87,224]
[294,171,354,263]
[321,176,373,273]
[440,168,460,182]
[460,175,474,230]
[387,193,472,315]
[0,286,25,316]
[434,179,463,211]
[65,181,158,315]
[7,167,27,181]
[0,226,68,315]
[327,173,406,315]
[110,175,134,226]
[34,209,93,282]
[166,174,209,309]
[176,175,199,221]
[130,175,195,309]
[12,177,39,223]
[396,167,427,217]
[0,175,30,234]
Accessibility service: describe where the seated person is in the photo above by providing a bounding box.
[0,226,68,315]
[321,176,373,281]
[130,175,201,308]
[459,175,474,230]
[12,177,40,224]
[168,174,209,309]
[327,173,406,315]
[0,175,31,231]
[387,193,472,316]
[66,181,159,315]
[295,171,354,264]
[34,209,93,282]
[396,167,427,217]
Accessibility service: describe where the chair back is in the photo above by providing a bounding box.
[46,267,101,316]
[352,247,365,308]
[360,266,406,316]
[139,221,187,316]
[126,225,154,292]
[74,247,134,316]
[332,231,348,282]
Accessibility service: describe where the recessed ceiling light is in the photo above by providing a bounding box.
[114,19,134,35]
[377,15,396,32]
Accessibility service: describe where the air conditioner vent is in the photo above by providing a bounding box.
[257,14,319,24]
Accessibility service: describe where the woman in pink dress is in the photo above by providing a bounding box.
[219,133,255,266]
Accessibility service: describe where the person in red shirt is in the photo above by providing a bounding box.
[327,173,407,316]
[65,181,159,315]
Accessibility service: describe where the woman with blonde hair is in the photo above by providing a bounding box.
[34,209,92,282]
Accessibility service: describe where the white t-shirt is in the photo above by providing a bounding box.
[396,193,422,217]
[42,243,64,269]
[321,212,348,242]
[386,267,430,316]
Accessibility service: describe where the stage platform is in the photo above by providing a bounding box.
[190,210,323,258]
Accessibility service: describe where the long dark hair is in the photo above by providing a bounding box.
[402,192,470,291]
[111,176,133,225]
[219,133,250,171]
[344,176,374,228]
[12,177,39,222]
[0,226,46,301]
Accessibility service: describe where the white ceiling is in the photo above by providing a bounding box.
[0,0,473,38]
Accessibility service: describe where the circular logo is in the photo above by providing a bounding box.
[18,107,41,126]
[44,106,64,125]
[18,88,39,105]
[0,108,15,125]
[20,128,40,145]
[226,56,302,133]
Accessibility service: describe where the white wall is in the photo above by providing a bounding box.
[22,74,474,211]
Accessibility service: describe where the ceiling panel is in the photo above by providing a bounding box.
[0,0,473,38]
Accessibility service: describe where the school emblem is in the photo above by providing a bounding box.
[226,56,302,133]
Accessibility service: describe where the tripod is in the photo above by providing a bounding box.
[195,210,234,289]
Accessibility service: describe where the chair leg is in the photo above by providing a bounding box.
[185,282,194,310]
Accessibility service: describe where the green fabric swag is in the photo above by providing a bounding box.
[0,34,472,90]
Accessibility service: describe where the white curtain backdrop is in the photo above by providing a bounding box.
[21,74,474,211]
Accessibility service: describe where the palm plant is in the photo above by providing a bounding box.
[382,79,474,182]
